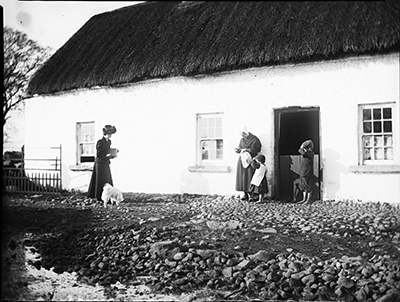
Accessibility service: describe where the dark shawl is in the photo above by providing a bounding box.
[95,137,112,164]
[235,133,262,192]
[238,133,261,157]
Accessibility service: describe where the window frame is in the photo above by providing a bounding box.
[76,121,96,165]
[350,102,400,174]
[358,102,398,165]
[188,112,231,173]
[196,112,224,165]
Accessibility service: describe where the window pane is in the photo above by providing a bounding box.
[373,108,381,120]
[216,139,223,149]
[208,118,215,128]
[215,127,222,137]
[216,117,222,127]
[385,148,393,160]
[364,148,371,160]
[384,135,393,146]
[216,150,223,159]
[209,150,216,160]
[201,141,209,160]
[363,122,372,133]
[374,136,383,147]
[209,140,217,160]
[199,118,207,128]
[210,140,217,150]
[84,134,91,142]
[363,109,371,121]
[82,143,94,155]
[363,136,372,147]
[382,108,392,119]
[383,121,392,133]
[374,148,384,160]
[200,128,207,138]
[373,121,382,133]
[208,128,215,137]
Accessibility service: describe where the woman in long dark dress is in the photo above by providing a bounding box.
[87,125,117,201]
[234,126,262,201]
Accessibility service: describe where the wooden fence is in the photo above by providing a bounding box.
[3,145,62,194]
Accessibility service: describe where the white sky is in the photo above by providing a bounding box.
[1,0,144,50]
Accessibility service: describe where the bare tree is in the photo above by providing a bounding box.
[3,26,53,126]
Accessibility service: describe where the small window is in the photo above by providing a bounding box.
[76,122,95,164]
[359,104,396,164]
[197,113,223,164]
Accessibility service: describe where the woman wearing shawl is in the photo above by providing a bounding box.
[234,126,262,201]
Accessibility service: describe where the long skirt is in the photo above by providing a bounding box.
[87,162,113,200]
[235,158,255,193]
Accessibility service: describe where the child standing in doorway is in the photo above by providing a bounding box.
[249,154,268,202]
[298,140,315,204]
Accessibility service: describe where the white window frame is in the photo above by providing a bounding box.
[350,102,400,174]
[76,121,96,165]
[358,102,398,165]
[196,112,224,165]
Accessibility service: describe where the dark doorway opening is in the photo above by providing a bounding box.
[279,111,320,156]
[274,108,320,201]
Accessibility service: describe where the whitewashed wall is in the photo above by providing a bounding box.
[25,53,400,203]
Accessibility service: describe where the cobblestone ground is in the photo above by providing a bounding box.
[2,192,400,301]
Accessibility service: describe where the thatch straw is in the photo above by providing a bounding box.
[27,1,400,96]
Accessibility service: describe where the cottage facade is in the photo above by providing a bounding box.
[25,1,400,203]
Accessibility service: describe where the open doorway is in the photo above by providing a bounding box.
[274,107,320,201]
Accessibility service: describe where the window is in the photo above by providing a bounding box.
[76,122,95,164]
[197,113,223,163]
[351,102,400,175]
[360,104,395,165]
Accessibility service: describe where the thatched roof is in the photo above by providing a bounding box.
[27,1,400,96]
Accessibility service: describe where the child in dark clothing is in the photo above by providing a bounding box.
[298,140,315,204]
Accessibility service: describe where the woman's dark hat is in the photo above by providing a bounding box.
[103,125,117,135]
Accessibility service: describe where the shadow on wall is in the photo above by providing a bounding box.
[323,148,348,199]
[180,168,210,194]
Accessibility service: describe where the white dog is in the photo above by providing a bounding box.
[101,183,123,208]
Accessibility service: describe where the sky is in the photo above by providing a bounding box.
[2,0,143,50]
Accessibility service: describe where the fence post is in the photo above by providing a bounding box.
[60,144,62,191]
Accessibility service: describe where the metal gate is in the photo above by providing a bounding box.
[3,145,62,194]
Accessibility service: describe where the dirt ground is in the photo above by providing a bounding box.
[2,191,400,301]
